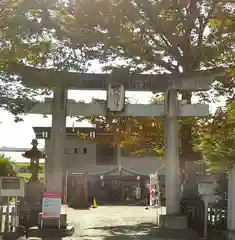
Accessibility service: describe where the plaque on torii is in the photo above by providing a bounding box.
[106,68,126,112]
[107,84,125,112]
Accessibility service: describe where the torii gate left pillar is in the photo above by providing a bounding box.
[46,87,67,193]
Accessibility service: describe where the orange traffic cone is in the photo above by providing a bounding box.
[92,198,97,208]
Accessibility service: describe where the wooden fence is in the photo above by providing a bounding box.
[208,207,227,230]
[181,198,227,238]
[0,205,17,234]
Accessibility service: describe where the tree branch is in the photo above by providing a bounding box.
[132,0,184,68]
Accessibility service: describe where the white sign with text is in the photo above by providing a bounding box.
[42,192,61,219]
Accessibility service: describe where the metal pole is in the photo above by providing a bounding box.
[6,196,9,232]
[15,196,18,229]
[204,195,208,240]
[63,170,68,215]
[149,174,152,207]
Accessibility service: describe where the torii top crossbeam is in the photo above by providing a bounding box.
[8,63,225,92]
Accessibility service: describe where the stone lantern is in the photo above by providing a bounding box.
[22,139,45,182]
[20,139,46,227]
[197,175,217,240]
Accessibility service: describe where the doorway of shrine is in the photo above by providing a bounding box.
[65,167,165,208]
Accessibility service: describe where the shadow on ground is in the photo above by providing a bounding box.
[79,222,202,240]
[80,222,158,239]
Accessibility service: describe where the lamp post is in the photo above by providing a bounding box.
[136,176,141,200]
[21,139,46,227]
[137,175,140,186]
[100,175,104,187]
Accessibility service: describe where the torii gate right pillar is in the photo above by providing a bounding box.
[164,90,180,215]
[159,89,189,229]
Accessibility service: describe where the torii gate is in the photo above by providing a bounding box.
[8,64,224,225]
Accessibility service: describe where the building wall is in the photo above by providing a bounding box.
[44,136,204,198]
[44,136,165,177]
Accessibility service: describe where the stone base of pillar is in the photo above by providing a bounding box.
[155,215,199,240]
[158,214,188,230]
[223,230,235,240]
[27,222,75,238]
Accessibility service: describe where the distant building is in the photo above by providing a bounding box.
[33,127,202,203]
[33,126,165,176]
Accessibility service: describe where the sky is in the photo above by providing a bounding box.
[0,90,153,162]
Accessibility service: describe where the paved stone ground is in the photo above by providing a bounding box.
[27,206,166,240]
[67,206,165,239]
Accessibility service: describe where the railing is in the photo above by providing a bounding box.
[181,197,205,237]
[181,197,227,238]
[208,206,227,230]
[0,205,17,234]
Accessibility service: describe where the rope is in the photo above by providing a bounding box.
[95,199,146,207]
[93,194,163,208]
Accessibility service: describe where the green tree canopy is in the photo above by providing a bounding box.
[196,101,235,172]
[62,0,234,76]
[0,154,16,177]
[77,96,201,160]
[0,0,86,119]
[61,0,235,159]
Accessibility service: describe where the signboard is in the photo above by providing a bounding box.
[42,192,61,219]
[107,84,125,112]
[2,178,20,189]
[0,177,24,197]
